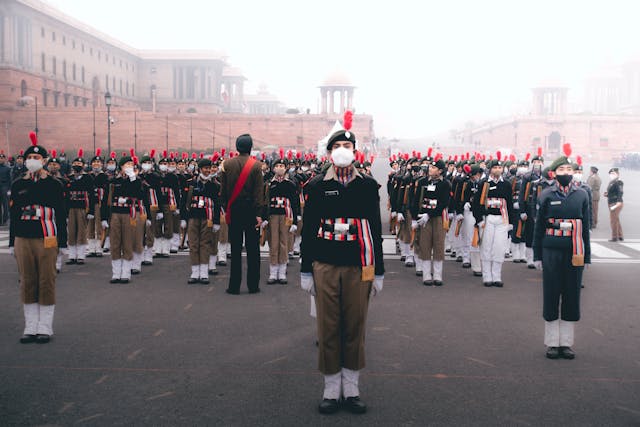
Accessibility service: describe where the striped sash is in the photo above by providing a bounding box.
[316,217,375,280]
[270,196,293,222]
[20,205,57,248]
[149,188,159,211]
[545,218,585,266]
[191,195,214,226]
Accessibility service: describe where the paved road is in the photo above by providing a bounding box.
[0,161,638,426]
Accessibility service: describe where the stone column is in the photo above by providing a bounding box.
[339,89,345,114]
[347,88,354,110]
[329,88,335,115]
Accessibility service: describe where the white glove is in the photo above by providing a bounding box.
[156,212,164,220]
[534,260,543,270]
[507,224,514,231]
[397,212,405,222]
[86,214,94,220]
[60,247,69,256]
[173,209,180,215]
[118,197,127,205]
[456,214,464,221]
[448,213,454,220]
[9,246,14,256]
[180,220,187,229]
[212,224,221,232]
[391,211,397,218]
[146,219,152,227]
[478,220,485,228]
[370,275,384,297]
[261,220,269,229]
[297,215,302,221]
[300,272,315,295]
[289,224,297,233]
[417,213,429,226]
[411,220,418,230]
[128,174,137,182]
[513,202,520,210]
[463,202,471,211]
[520,213,527,221]
[101,220,109,229]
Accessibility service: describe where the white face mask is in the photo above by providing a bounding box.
[310,163,316,169]
[106,164,116,172]
[159,164,168,172]
[330,147,355,168]
[573,173,583,182]
[274,168,286,176]
[609,173,618,180]
[199,173,211,181]
[26,158,43,173]
[301,166,309,172]
[168,166,176,173]
[123,167,135,177]
[188,165,195,172]
[141,163,153,172]
[517,167,528,175]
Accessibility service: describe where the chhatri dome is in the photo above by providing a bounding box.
[319,70,356,114]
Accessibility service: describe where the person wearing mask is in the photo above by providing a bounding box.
[0,151,11,225]
[586,166,601,228]
[219,134,265,295]
[65,150,96,265]
[518,148,544,269]
[154,152,180,257]
[533,144,590,360]
[45,151,69,273]
[9,132,66,344]
[604,168,624,242]
[87,149,109,257]
[300,113,384,414]
[11,152,27,182]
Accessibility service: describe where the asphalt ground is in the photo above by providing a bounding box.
[0,161,639,426]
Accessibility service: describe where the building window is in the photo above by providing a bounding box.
[64,94,69,107]
[81,44,85,53]
[106,54,109,62]
[112,77,116,91]
[52,32,55,42]
[62,60,66,79]
[82,98,87,107]
[81,66,85,83]
[41,53,45,72]
[72,63,76,81]
[132,83,135,97]
[52,57,56,75]
[74,96,78,107]
[105,75,109,90]
[41,27,45,37]
[119,79,123,94]
[98,51,101,60]
[126,81,129,96]
[54,92,59,107]
[62,36,66,45]
[42,90,48,106]
[72,40,76,49]
[21,80,27,97]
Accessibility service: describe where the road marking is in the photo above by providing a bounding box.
[126,349,143,361]
[75,413,104,424]
[153,329,165,337]
[146,391,174,401]
[615,405,640,416]
[621,242,640,252]
[590,243,629,259]
[58,402,75,414]
[207,286,214,292]
[466,357,497,368]
[184,303,193,311]
[95,375,109,384]
[263,356,287,365]
[592,328,605,336]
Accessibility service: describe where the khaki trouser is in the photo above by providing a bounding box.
[87,203,102,239]
[417,216,445,261]
[268,214,289,265]
[210,228,219,256]
[314,261,371,375]
[145,215,156,248]
[396,211,413,244]
[154,205,174,239]
[110,213,135,261]
[68,207,88,246]
[15,237,57,305]
[218,222,229,244]
[188,218,212,265]
[609,203,623,239]
[592,199,599,227]
[133,215,146,253]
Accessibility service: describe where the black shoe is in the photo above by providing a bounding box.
[142,261,152,266]
[405,260,415,267]
[415,270,422,276]
[483,282,493,287]
[95,252,103,257]
[217,260,227,266]
[492,281,503,287]
[226,289,240,295]
[450,252,457,258]
[343,396,367,414]
[35,334,51,344]
[76,259,85,265]
[248,288,261,294]
[462,262,471,268]
[199,278,210,285]
[153,253,162,258]
[188,277,199,284]
[400,255,406,262]
[456,256,463,262]
[160,253,170,258]
[546,346,560,359]
[423,280,433,286]
[267,278,278,285]
[131,269,141,275]
[66,259,77,265]
[318,399,340,414]
[119,278,130,284]
[278,278,288,284]
[209,269,218,275]
[86,253,96,258]
[110,278,120,284]
[473,271,483,277]
[56,269,61,273]
[619,237,624,241]
[559,346,576,359]
[608,238,618,242]
[288,253,294,259]
[445,248,451,253]
[433,280,443,286]
[103,248,110,253]
[527,264,536,269]
[293,251,300,256]
[226,253,231,259]
[170,249,178,254]
[20,334,37,344]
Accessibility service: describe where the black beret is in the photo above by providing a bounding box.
[236,134,253,153]
[326,129,356,151]
[198,158,212,168]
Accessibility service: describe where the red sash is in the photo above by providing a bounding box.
[225,157,257,225]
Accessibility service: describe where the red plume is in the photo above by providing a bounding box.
[162,150,167,159]
[20,149,24,155]
[150,149,156,159]
[191,152,197,159]
[261,152,266,160]
[496,151,502,161]
[412,150,417,158]
[199,153,204,159]
[287,150,292,160]
[110,151,116,159]
[96,148,102,157]
[562,143,572,158]
[435,153,443,162]
[279,147,284,159]
[212,152,220,162]
[466,152,470,160]
[577,155,582,166]
[537,147,543,157]
[78,148,84,158]
[133,156,139,165]
[343,110,353,131]
[182,152,188,160]
[296,151,302,159]
[454,155,458,162]
[121,151,127,158]
[417,152,421,159]
[510,154,516,162]
[170,152,175,160]
[463,164,471,174]
[51,149,57,158]
[221,148,226,157]
[129,148,134,157]
[370,155,374,164]
[525,152,531,161]
[427,147,433,157]
[29,131,37,146]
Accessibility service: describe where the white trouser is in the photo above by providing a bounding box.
[480,215,509,263]
[269,265,278,279]
[111,259,122,280]
[24,304,55,335]
[218,242,227,259]
[544,320,575,347]
[199,264,208,279]
[470,250,482,273]
[422,259,432,281]
[132,252,142,271]
[526,247,534,265]
[209,255,217,271]
[121,259,132,280]
[518,243,526,260]
[323,372,342,400]
[293,235,301,252]
[461,211,475,263]
[190,265,199,279]
[310,295,317,318]
[77,244,86,260]
[143,247,154,263]
[278,264,287,280]
[433,260,443,281]
[56,253,63,271]
[342,368,360,398]
[104,236,110,250]
[171,233,180,250]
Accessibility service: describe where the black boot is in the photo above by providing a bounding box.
[546,346,560,359]
[343,396,367,414]
[318,399,340,414]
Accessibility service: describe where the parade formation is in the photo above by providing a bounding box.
[0,110,625,415]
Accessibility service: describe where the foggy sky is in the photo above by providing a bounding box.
[47,0,640,139]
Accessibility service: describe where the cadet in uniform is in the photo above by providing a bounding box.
[533,144,590,359]
[605,167,624,241]
[45,151,69,273]
[586,166,601,228]
[65,149,96,265]
[9,133,66,343]
[300,113,384,414]
[87,149,108,257]
[154,152,180,257]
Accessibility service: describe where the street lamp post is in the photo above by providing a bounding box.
[165,115,169,152]
[34,96,39,136]
[134,111,137,152]
[190,116,193,152]
[105,91,112,155]
[92,101,96,154]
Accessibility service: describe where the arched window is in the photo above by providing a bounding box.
[20,80,27,97]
